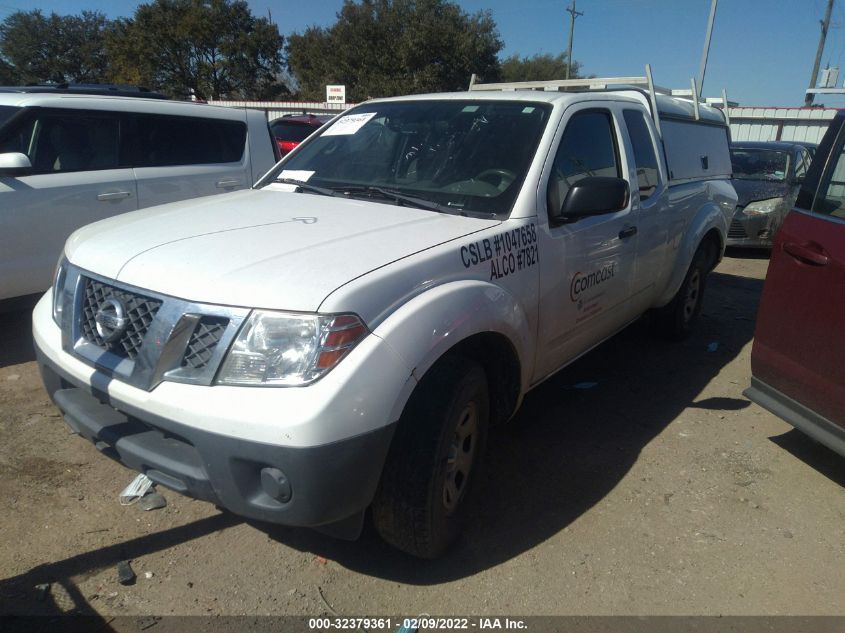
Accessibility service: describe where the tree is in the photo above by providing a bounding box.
[106,0,286,99]
[500,52,582,83]
[0,10,111,84]
[287,0,502,102]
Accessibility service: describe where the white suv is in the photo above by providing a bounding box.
[0,87,278,301]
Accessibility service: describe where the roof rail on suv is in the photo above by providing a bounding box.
[0,84,170,100]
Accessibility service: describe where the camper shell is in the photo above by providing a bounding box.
[468,66,733,185]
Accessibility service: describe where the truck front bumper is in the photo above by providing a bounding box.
[33,293,407,534]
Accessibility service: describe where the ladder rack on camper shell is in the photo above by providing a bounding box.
[468,64,731,138]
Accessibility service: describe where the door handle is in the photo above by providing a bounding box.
[216,179,242,189]
[783,241,829,266]
[618,226,638,239]
[97,191,132,202]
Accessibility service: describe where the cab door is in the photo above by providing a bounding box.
[620,108,672,315]
[0,108,137,299]
[126,113,249,209]
[750,115,845,428]
[533,105,639,382]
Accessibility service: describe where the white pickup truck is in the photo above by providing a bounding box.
[34,72,737,558]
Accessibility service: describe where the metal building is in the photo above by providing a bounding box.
[727,106,839,144]
[208,98,841,147]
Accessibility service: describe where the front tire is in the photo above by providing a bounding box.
[372,356,489,558]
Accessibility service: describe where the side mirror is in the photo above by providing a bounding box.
[0,152,32,176]
[552,176,630,225]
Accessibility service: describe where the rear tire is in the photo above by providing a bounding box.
[372,356,489,558]
[652,241,715,341]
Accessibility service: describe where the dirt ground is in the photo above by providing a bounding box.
[1,253,844,625]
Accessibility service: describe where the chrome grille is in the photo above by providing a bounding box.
[80,278,162,360]
[728,219,747,239]
[181,317,229,369]
[64,265,249,391]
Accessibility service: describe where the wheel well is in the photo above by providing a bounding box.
[702,228,723,270]
[422,332,522,426]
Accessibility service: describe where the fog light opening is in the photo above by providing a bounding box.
[260,467,292,503]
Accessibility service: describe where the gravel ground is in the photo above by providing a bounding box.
[1,253,844,626]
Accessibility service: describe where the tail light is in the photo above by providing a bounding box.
[277,140,300,156]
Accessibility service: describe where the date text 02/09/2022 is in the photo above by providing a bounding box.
[307,617,529,630]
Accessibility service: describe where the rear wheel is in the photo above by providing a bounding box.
[372,356,489,558]
[652,241,716,341]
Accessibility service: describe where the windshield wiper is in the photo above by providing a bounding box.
[337,185,496,219]
[275,178,345,198]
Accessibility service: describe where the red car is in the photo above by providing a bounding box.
[745,111,845,457]
[269,114,333,158]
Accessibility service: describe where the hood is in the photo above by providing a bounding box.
[731,179,791,207]
[66,188,498,311]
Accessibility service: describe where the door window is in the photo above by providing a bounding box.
[548,110,620,216]
[793,148,812,182]
[0,105,20,129]
[811,140,845,219]
[622,109,660,200]
[126,114,246,167]
[0,110,119,174]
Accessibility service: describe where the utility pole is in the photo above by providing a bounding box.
[697,0,718,97]
[806,0,835,106]
[565,0,584,80]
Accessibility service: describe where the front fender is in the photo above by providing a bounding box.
[371,280,533,423]
[656,181,733,307]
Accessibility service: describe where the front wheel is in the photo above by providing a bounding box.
[652,242,715,341]
[371,356,489,558]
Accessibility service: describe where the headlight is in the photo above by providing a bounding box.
[216,310,368,386]
[52,256,68,326]
[743,197,782,216]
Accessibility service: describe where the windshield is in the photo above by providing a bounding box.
[266,100,552,217]
[0,106,21,132]
[731,148,790,181]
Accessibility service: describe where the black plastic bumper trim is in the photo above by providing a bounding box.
[744,376,845,458]
[37,343,397,530]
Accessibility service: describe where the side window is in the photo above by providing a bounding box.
[812,141,845,219]
[0,113,35,156]
[547,110,619,215]
[129,114,246,167]
[0,110,119,174]
[0,105,20,129]
[622,109,660,200]
[794,148,811,182]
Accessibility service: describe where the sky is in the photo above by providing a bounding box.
[0,0,843,107]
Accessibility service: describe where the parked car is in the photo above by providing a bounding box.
[0,85,278,302]
[34,75,737,557]
[745,116,845,457]
[727,141,816,248]
[269,114,333,157]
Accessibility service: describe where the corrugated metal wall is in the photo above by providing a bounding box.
[208,100,841,146]
[727,107,840,144]
[207,100,352,120]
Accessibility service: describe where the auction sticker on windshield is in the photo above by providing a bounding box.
[279,170,315,181]
[322,112,377,136]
